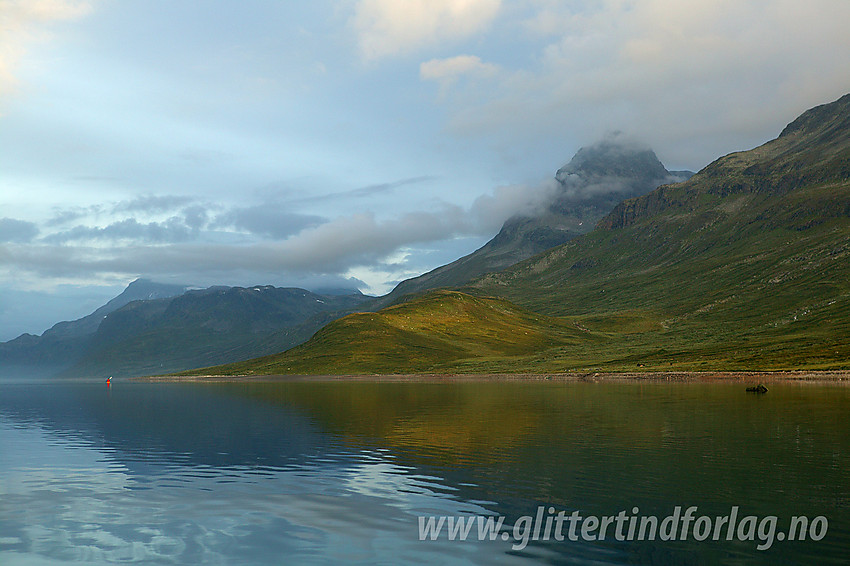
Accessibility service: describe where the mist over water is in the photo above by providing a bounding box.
[1,379,847,565]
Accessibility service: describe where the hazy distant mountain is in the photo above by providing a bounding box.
[189,93,850,375]
[0,280,369,378]
[377,138,691,306]
[47,279,190,340]
[64,285,369,378]
[0,279,189,376]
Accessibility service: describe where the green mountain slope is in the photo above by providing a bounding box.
[178,290,601,375]
[180,93,850,376]
[466,94,850,370]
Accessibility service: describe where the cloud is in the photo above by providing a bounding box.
[45,195,203,229]
[420,55,498,81]
[425,0,850,168]
[0,0,93,97]
[290,176,436,205]
[44,207,99,227]
[181,205,208,231]
[272,181,559,270]
[217,207,474,274]
[0,217,39,242]
[111,194,196,215]
[5,170,554,292]
[342,175,436,199]
[42,217,197,244]
[352,0,501,60]
[3,177,557,286]
[420,54,501,100]
[40,198,223,244]
[420,55,499,88]
[468,180,560,228]
[214,207,325,240]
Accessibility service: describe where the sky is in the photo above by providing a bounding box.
[1,0,850,340]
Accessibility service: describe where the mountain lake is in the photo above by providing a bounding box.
[0,377,847,565]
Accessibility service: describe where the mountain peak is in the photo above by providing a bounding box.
[556,136,670,183]
[115,279,190,304]
[379,138,680,305]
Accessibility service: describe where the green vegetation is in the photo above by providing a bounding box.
[178,290,602,375]
[179,94,850,376]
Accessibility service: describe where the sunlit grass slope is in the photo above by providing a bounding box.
[177,290,604,375]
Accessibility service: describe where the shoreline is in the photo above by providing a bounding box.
[138,370,850,384]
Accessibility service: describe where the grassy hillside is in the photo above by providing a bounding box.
[178,94,850,376]
[177,290,607,375]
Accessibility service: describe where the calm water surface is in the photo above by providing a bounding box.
[0,379,847,565]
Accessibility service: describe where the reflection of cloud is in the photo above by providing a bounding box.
[0,417,508,565]
[352,0,501,60]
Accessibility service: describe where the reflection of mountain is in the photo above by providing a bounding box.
[2,380,847,564]
[0,384,346,487]
[5,380,844,506]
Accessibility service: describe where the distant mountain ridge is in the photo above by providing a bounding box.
[21,279,188,342]
[63,284,370,378]
[0,280,369,378]
[379,138,691,306]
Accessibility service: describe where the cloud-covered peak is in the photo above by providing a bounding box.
[556,134,669,183]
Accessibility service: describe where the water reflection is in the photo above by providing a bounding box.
[0,379,848,565]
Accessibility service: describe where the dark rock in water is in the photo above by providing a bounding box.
[746,383,769,393]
